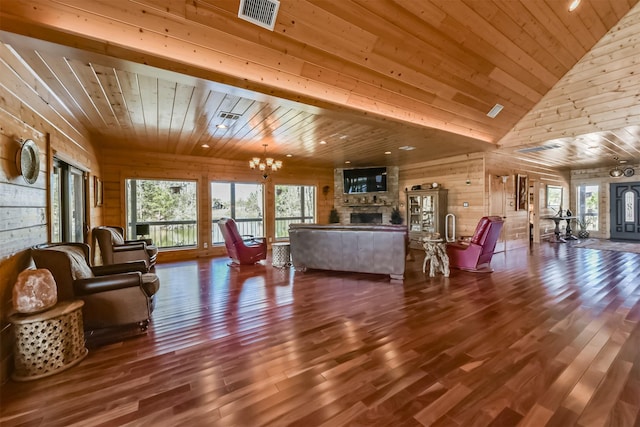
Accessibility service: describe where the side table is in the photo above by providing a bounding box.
[272,242,291,268]
[10,300,88,381]
[422,238,450,277]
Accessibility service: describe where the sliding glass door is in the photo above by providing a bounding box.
[51,158,87,243]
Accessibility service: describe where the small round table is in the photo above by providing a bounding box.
[422,238,450,277]
[272,242,291,268]
[10,300,88,381]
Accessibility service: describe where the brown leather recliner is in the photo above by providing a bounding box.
[31,243,160,331]
[93,226,157,270]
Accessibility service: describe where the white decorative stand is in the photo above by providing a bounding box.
[422,238,450,277]
[272,242,291,268]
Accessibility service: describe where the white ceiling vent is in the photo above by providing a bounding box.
[238,0,280,31]
[486,103,504,118]
[516,143,561,153]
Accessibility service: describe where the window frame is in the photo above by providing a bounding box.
[125,178,199,249]
[211,181,265,245]
[274,184,317,239]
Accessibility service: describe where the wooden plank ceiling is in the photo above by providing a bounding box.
[0,0,638,169]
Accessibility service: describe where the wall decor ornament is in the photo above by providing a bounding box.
[15,139,40,184]
[94,176,103,207]
[516,174,528,211]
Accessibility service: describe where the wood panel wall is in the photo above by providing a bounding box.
[485,152,570,248]
[400,153,486,241]
[0,42,100,383]
[99,149,335,262]
[399,151,571,250]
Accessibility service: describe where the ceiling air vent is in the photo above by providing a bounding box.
[219,111,242,120]
[238,0,280,31]
[516,143,561,153]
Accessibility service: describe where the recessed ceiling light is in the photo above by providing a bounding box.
[320,140,327,145]
[384,151,391,155]
[201,144,210,148]
[487,104,504,118]
[569,0,581,12]
[345,160,351,164]
[398,146,415,151]
[286,154,293,157]
[216,124,227,129]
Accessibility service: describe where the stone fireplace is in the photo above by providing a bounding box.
[333,166,400,225]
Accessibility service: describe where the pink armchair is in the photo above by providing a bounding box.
[218,217,267,265]
[446,216,504,272]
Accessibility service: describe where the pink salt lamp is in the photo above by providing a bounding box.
[12,269,57,314]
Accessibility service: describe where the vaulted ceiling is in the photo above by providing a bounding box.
[1,0,639,169]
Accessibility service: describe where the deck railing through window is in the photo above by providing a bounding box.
[131,221,197,248]
[275,216,314,239]
[212,218,264,245]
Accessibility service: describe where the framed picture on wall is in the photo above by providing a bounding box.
[516,174,527,211]
[94,176,103,207]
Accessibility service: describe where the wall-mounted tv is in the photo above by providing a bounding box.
[343,167,387,194]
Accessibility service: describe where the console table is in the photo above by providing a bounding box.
[542,216,578,243]
[10,300,88,381]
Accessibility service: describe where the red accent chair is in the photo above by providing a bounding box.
[218,217,267,265]
[446,216,504,272]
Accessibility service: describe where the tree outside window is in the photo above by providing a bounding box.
[275,185,315,238]
[576,184,599,231]
[126,179,197,248]
[211,182,264,244]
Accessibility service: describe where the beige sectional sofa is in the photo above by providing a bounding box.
[288,224,407,280]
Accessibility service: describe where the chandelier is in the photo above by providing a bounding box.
[249,144,282,178]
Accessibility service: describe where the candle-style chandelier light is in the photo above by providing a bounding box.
[249,144,282,179]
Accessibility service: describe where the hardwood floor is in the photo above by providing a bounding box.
[2,243,640,426]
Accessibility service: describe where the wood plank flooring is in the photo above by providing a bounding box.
[1,242,640,426]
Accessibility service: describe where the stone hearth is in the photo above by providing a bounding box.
[350,213,383,224]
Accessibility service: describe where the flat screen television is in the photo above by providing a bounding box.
[343,167,387,194]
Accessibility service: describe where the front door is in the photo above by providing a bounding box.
[610,182,640,241]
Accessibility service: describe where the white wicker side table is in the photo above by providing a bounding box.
[272,242,291,268]
[10,300,88,381]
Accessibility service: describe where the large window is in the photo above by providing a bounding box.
[51,158,86,243]
[126,179,197,248]
[275,185,316,238]
[576,184,599,231]
[211,182,264,244]
[546,185,563,211]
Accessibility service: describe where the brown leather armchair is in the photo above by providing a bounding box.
[31,243,160,331]
[93,226,157,270]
